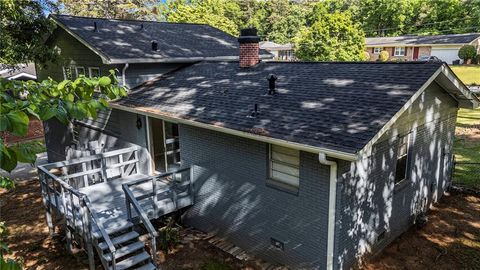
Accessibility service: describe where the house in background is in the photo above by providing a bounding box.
[366,33,480,63]
[260,41,295,61]
[0,63,37,81]
[39,15,480,270]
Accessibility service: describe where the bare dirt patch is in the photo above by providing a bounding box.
[2,178,478,270]
[363,192,480,270]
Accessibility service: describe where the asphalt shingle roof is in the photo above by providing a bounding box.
[366,33,480,46]
[116,61,443,154]
[53,15,270,63]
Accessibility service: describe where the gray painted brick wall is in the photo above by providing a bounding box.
[334,82,458,269]
[179,124,332,269]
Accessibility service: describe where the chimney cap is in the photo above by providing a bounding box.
[238,27,260,43]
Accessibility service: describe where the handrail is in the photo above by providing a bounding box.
[41,146,141,170]
[122,182,158,262]
[122,183,158,237]
[37,167,117,269]
[82,196,117,265]
[37,166,83,197]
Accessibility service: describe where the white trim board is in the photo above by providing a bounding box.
[110,103,357,161]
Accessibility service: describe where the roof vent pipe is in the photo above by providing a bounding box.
[267,74,277,95]
[249,103,259,118]
[140,23,144,30]
[93,21,98,32]
[151,40,158,51]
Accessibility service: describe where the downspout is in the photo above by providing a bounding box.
[319,152,337,270]
[122,63,129,87]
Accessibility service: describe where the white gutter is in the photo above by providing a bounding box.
[111,103,357,161]
[121,63,129,87]
[319,152,338,270]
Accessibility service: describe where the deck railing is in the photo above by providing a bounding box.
[37,146,142,270]
[122,166,193,263]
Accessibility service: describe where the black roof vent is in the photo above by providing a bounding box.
[248,103,259,118]
[93,21,98,32]
[267,74,277,95]
[151,40,158,51]
[140,23,144,30]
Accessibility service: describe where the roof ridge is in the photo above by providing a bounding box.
[366,32,480,39]
[51,14,212,27]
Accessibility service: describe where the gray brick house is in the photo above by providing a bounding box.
[39,15,479,270]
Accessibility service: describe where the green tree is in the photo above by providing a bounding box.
[58,0,160,20]
[0,0,58,68]
[250,0,311,44]
[157,0,241,36]
[1,2,128,267]
[294,9,365,61]
[458,45,477,62]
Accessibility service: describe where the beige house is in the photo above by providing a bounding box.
[366,33,480,64]
[259,41,295,61]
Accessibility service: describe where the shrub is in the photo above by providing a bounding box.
[158,217,180,252]
[363,51,371,61]
[378,50,389,61]
[458,45,477,62]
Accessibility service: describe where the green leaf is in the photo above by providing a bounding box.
[0,146,17,173]
[39,106,57,121]
[57,80,69,90]
[11,143,39,164]
[98,76,111,86]
[0,115,7,132]
[0,176,15,190]
[5,111,29,136]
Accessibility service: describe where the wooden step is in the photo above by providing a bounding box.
[103,241,145,262]
[110,251,150,270]
[134,262,156,270]
[98,231,139,250]
[93,221,134,239]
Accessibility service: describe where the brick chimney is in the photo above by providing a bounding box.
[238,28,260,68]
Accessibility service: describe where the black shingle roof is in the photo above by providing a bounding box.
[52,15,270,63]
[116,61,443,154]
[366,33,480,46]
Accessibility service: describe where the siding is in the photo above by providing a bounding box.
[180,124,332,269]
[334,82,458,269]
[44,108,150,175]
[36,27,185,89]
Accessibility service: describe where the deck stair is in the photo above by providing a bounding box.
[37,146,194,270]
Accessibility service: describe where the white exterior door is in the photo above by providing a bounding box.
[431,47,461,64]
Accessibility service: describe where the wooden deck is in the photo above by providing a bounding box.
[37,146,194,270]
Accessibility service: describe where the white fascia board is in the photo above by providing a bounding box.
[358,63,480,157]
[357,67,442,157]
[107,54,274,64]
[437,65,480,108]
[110,103,357,161]
[51,17,111,64]
[366,43,465,47]
[8,73,37,80]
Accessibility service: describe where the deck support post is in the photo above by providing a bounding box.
[80,197,95,270]
[39,172,55,235]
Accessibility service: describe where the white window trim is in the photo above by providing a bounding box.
[394,47,405,56]
[88,67,100,78]
[394,133,410,184]
[75,66,85,78]
[373,47,382,54]
[268,144,300,192]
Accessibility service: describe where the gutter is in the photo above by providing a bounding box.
[110,103,357,161]
[319,152,338,270]
[121,63,129,87]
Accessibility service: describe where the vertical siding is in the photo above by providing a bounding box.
[180,124,332,269]
[334,82,458,269]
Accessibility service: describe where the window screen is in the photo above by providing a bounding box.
[394,135,409,184]
[269,144,300,188]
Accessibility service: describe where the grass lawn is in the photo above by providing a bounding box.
[450,65,480,85]
[453,108,480,188]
